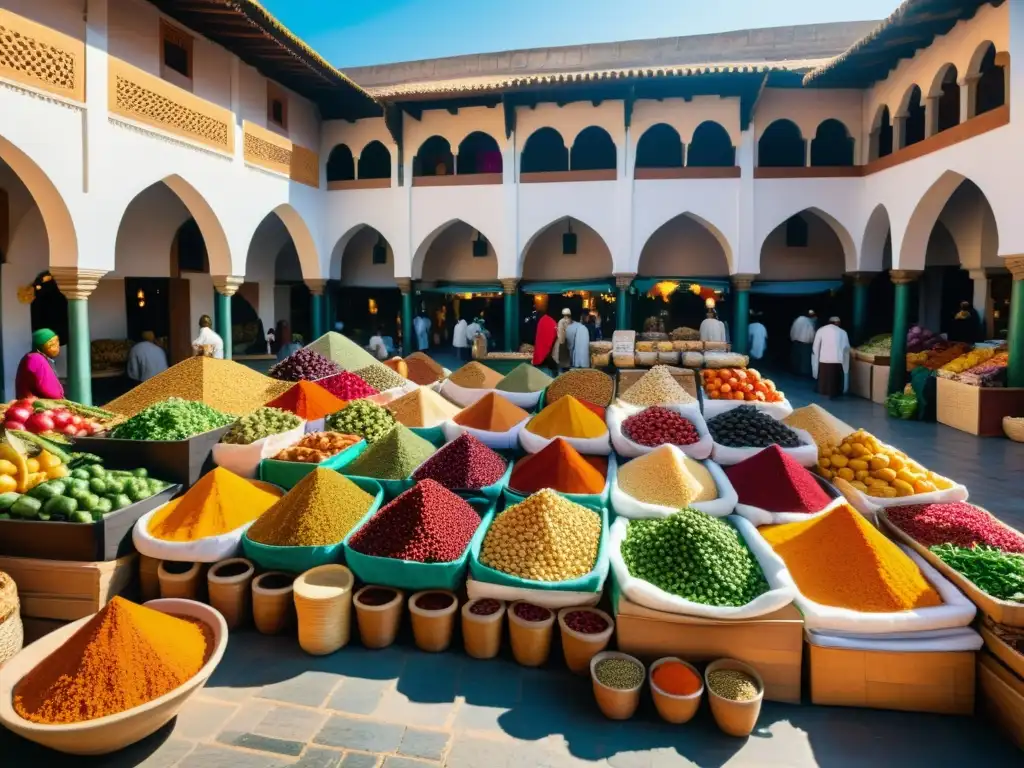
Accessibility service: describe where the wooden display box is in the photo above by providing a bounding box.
[615,596,803,703]
[0,553,137,621]
[870,364,890,404]
[978,652,1024,750]
[850,358,872,400]
[935,377,1024,437]
[618,368,697,400]
[73,426,230,487]
[0,485,180,561]
[807,639,975,715]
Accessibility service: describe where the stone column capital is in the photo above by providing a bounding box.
[613,273,636,290]
[50,267,107,300]
[305,279,328,295]
[890,269,923,285]
[731,273,757,291]
[500,278,518,295]
[1006,257,1024,280]
[395,277,413,295]
[846,271,878,286]
[212,275,244,297]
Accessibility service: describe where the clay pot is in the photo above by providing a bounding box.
[251,572,296,635]
[206,558,254,630]
[590,651,645,720]
[649,657,703,724]
[139,555,162,602]
[461,598,505,660]
[408,591,458,653]
[705,658,764,738]
[507,601,555,668]
[557,607,614,674]
[293,565,354,656]
[157,561,202,600]
[353,586,404,649]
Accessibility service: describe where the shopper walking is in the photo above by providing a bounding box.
[790,310,817,376]
[812,316,851,398]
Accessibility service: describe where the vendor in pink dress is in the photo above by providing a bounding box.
[15,328,65,400]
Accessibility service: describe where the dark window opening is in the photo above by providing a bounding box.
[758,120,804,167]
[520,128,568,174]
[635,123,683,169]
[176,219,208,273]
[457,132,502,174]
[903,86,925,147]
[876,107,893,158]
[976,44,1005,116]
[472,233,489,257]
[326,144,355,182]
[687,121,734,167]
[163,39,190,78]
[937,66,960,132]
[358,141,392,180]
[810,119,854,167]
[30,272,68,343]
[270,100,285,126]
[372,235,388,265]
[785,215,809,248]
[570,126,616,171]
[413,136,454,177]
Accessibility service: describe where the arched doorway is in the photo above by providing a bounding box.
[358,141,392,181]
[688,121,734,167]
[413,136,454,177]
[330,225,401,349]
[810,119,854,167]
[901,85,926,147]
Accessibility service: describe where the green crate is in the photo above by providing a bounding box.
[240,476,383,572]
[343,496,496,591]
[257,439,366,490]
[503,455,615,510]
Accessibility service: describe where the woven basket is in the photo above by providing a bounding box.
[1003,417,1024,443]
[0,572,24,667]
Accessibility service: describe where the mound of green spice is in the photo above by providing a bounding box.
[110,398,233,441]
[930,543,1024,602]
[220,407,302,445]
[344,425,436,480]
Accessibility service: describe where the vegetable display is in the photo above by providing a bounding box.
[268,347,342,382]
[930,544,1024,602]
[707,406,800,449]
[906,324,942,353]
[702,368,784,403]
[887,502,1024,554]
[816,429,951,497]
[2,396,112,438]
[220,407,302,445]
[109,398,233,441]
[326,400,397,444]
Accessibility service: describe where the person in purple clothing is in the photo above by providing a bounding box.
[15,328,65,400]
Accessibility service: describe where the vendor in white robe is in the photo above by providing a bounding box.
[452,318,469,361]
[790,310,817,377]
[554,308,572,371]
[566,317,592,368]
[812,316,851,398]
[748,314,767,360]
[699,310,727,343]
[413,312,431,351]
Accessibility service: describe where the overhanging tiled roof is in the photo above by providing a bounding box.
[146,0,381,119]
[804,0,1003,87]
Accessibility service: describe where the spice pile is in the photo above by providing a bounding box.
[403,352,446,385]
[148,467,281,541]
[104,357,292,418]
[348,479,481,562]
[929,545,1024,602]
[546,369,614,407]
[509,438,607,496]
[707,670,758,701]
[621,510,768,606]
[247,468,374,547]
[355,363,407,392]
[269,347,342,382]
[495,364,553,393]
[110,398,234,441]
[707,406,801,449]
[412,433,507,489]
[13,597,209,724]
[622,407,699,447]
[816,429,952,497]
[620,366,695,406]
[618,446,716,507]
[327,400,397,443]
[594,657,644,690]
[265,381,347,421]
[220,407,302,445]
[386,386,461,428]
[760,504,943,612]
[726,445,831,513]
[272,432,361,463]
[306,331,380,371]
[702,368,784,403]
[479,489,601,581]
[449,362,504,389]
[528,396,607,439]
[316,372,379,401]
[453,393,529,432]
[887,502,1024,553]
[344,425,436,480]
[652,661,701,696]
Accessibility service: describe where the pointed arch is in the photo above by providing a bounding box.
[330,224,396,287]
[457,131,502,174]
[638,212,732,276]
[861,204,892,273]
[268,203,321,281]
[759,207,856,276]
[519,216,613,281]
[900,85,926,147]
[519,212,613,273]
[810,119,854,167]
[413,135,454,177]
[899,171,994,270]
[326,144,355,182]
[413,218,498,281]
[688,121,734,167]
[520,127,568,174]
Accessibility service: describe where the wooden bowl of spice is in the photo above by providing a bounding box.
[649,657,703,724]
[0,597,227,755]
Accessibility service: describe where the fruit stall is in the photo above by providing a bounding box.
[0,333,1021,756]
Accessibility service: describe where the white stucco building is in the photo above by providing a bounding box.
[1,0,1022,404]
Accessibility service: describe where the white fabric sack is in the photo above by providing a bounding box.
[806,627,983,653]
[609,515,796,620]
[133,504,253,563]
[438,379,494,408]
[519,421,612,456]
[611,455,737,519]
[841,472,969,513]
[210,424,306,479]
[303,417,326,434]
[703,398,793,421]
[773,543,976,634]
[492,389,543,410]
[443,417,528,451]
[367,382,416,407]
[734,495,847,527]
[466,578,600,609]
[428,368,453,394]
[711,428,818,468]
[813,626,980,642]
[607,401,712,460]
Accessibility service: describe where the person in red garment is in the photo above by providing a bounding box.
[532,312,558,374]
[15,328,65,400]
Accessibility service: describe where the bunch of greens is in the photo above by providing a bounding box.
[110,398,233,441]
[220,407,302,445]
[930,543,1024,602]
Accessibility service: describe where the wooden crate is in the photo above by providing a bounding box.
[935,377,1024,437]
[978,652,1024,750]
[850,358,872,400]
[870,364,890,404]
[0,554,137,621]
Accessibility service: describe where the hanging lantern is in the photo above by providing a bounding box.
[705,297,716,309]
[368,298,378,315]
[689,283,701,296]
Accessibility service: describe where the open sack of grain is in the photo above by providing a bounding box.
[442,393,530,451]
[609,513,796,619]
[519,395,612,456]
[606,402,712,460]
[610,447,737,518]
[212,409,307,479]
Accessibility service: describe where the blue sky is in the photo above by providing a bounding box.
[261,0,900,68]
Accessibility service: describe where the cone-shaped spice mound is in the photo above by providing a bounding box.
[528,395,607,439]
[454,393,529,432]
[386,386,461,427]
[618,446,716,507]
[307,331,380,371]
[148,467,282,541]
[354,363,407,392]
[760,504,943,612]
[265,380,348,421]
[403,352,446,385]
[317,371,379,400]
[14,597,210,724]
[269,347,343,382]
[726,444,831,513]
[496,363,553,393]
[345,425,436,480]
[620,365,695,406]
[509,438,606,495]
[449,361,504,389]
[413,433,507,489]
[348,479,481,563]
[247,468,375,547]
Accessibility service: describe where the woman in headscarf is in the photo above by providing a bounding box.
[16,328,65,399]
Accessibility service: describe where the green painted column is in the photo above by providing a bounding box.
[502,279,517,352]
[887,270,919,394]
[310,293,324,343]
[850,272,874,347]
[215,291,232,360]
[614,274,634,331]
[324,283,335,333]
[398,279,414,355]
[1007,261,1024,388]
[67,298,92,405]
[731,275,754,355]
